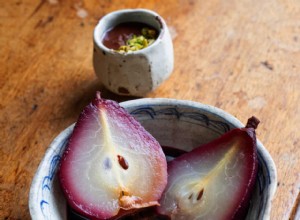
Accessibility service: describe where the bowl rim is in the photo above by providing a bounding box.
[29,98,277,220]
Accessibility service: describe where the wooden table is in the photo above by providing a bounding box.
[1,0,299,219]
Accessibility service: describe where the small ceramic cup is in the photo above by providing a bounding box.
[93,9,174,96]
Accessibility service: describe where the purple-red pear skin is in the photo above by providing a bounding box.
[157,117,259,220]
[59,93,167,220]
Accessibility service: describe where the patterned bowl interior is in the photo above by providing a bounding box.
[29,99,277,220]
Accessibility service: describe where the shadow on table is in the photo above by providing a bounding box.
[70,79,142,114]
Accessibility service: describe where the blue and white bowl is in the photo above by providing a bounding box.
[29,98,277,220]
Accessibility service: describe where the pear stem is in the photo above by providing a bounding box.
[246,116,260,129]
[96,91,101,99]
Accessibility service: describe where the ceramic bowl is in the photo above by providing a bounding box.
[93,9,174,96]
[29,98,277,220]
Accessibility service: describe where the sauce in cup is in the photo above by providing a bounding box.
[102,22,158,52]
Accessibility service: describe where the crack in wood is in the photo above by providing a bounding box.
[28,0,46,18]
[289,191,300,220]
[34,16,54,29]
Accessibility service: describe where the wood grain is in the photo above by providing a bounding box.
[1,0,300,219]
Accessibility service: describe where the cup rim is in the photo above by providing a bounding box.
[93,8,167,55]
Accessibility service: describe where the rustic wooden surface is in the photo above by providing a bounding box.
[1,0,300,219]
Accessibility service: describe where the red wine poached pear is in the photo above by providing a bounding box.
[59,92,167,219]
[157,117,260,220]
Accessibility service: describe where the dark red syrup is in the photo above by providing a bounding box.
[102,22,158,50]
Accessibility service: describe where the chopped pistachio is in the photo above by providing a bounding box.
[116,27,157,53]
[141,28,157,39]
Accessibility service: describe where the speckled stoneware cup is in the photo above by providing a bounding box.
[29,99,277,220]
[93,9,174,96]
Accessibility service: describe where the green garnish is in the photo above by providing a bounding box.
[117,27,157,53]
